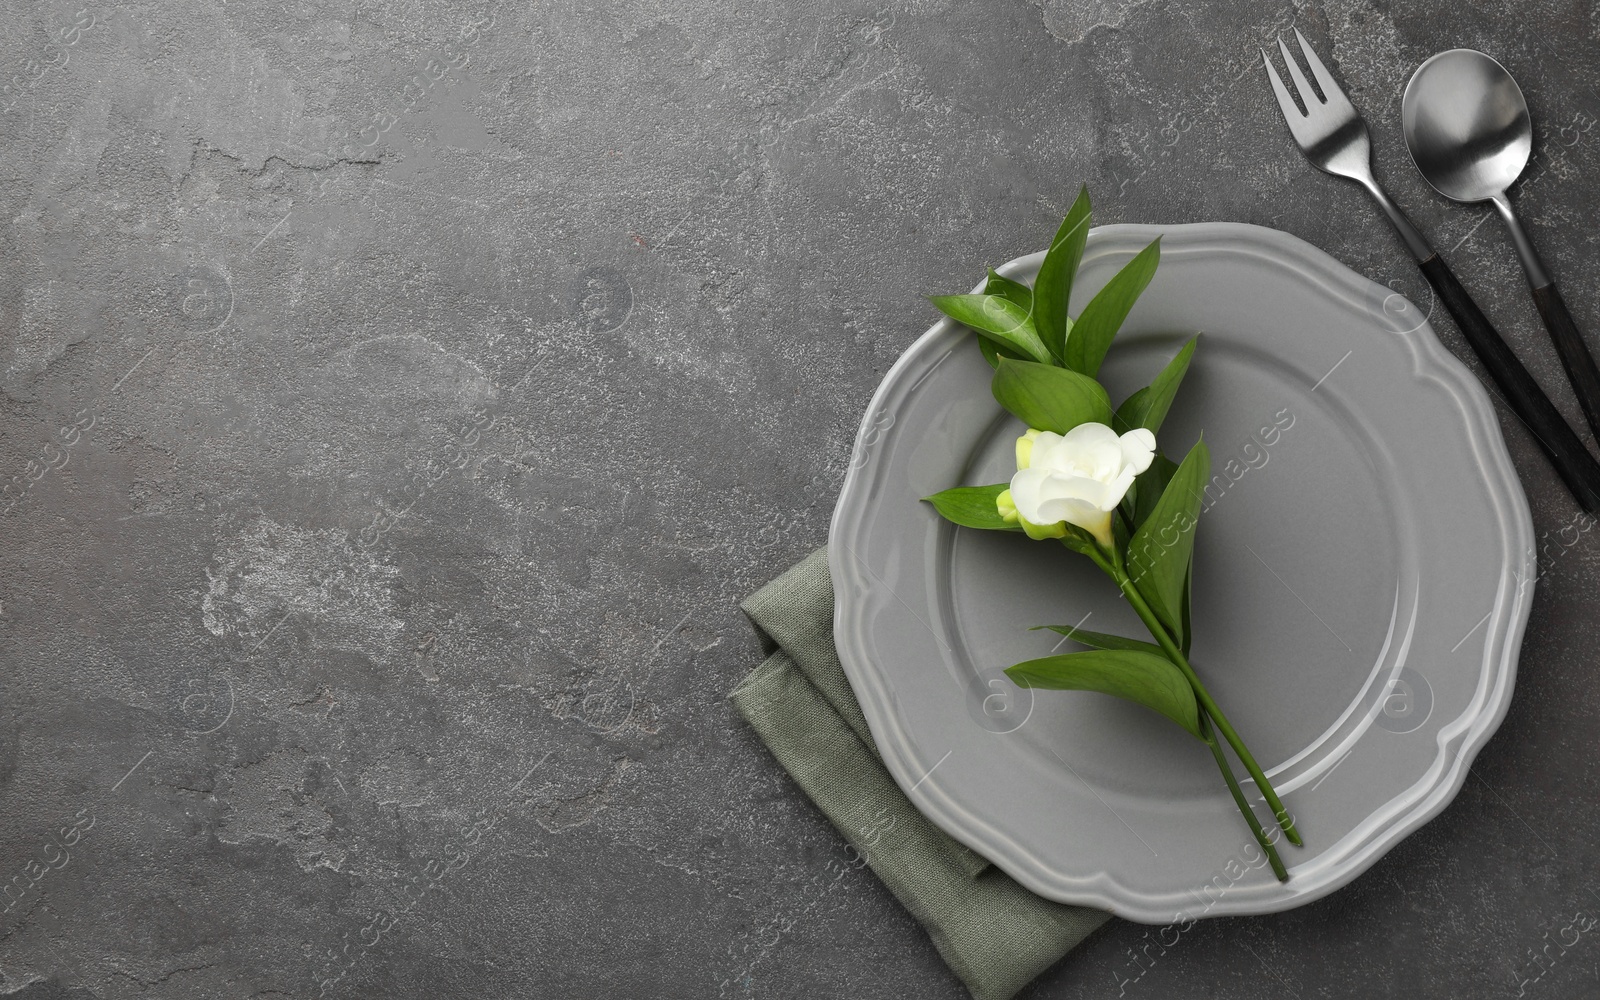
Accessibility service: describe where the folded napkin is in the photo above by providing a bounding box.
[731,548,1110,1000]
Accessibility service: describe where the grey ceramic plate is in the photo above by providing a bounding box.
[830,223,1535,922]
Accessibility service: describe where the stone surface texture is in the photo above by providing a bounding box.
[2,1,1599,998]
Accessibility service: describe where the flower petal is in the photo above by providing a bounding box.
[1062,422,1126,470]
[1008,467,1055,524]
[1024,430,1066,471]
[1030,472,1119,522]
[1062,422,1127,480]
[1118,427,1157,475]
[1060,422,1122,451]
[1035,492,1107,529]
[1098,466,1139,511]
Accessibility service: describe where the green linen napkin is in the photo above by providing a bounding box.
[730,548,1111,1000]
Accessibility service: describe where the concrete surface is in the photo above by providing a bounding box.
[3,1,1600,997]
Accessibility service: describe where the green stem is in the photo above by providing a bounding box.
[1090,548,1302,847]
[1199,711,1288,882]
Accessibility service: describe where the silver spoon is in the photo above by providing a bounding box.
[1402,48,1600,442]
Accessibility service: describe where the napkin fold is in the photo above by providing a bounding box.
[730,548,1110,1000]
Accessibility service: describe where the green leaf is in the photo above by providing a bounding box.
[922,484,1020,531]
[977,336,1026,370]
[1028,625,1165,657]
[1033,186,1091,365]
[1006,649,1201,738]
[930,294,1050,365]
[960,273,1037,369]
[1130,453,1179,531]
[1125,438,1210,642]
[991,358,1112,434]
[984,269,1034,313]
[1112,387,1149,433]
[1062,238,1162,378]
[1116,336,1197,434]
[1179,559,1194,657]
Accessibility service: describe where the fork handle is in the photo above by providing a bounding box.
[1419,254,1600,513]
[1531,282,1600,445]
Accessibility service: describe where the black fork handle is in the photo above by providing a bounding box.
[1420,254,1600,513]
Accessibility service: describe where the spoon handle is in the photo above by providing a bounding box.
[1531,282,1600,444]
[1418,254,1600,512]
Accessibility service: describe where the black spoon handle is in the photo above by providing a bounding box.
[1419,254,1600,512]
[1531,281,1600,445]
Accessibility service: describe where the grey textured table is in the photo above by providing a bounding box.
[2,2,1599,998]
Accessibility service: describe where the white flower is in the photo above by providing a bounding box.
[1002,423,1157,547]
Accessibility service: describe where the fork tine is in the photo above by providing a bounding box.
[1261,48,1308,134]
[1261,28,1376,187]
[1293,28,1351,111]
[1275,36,1320,110]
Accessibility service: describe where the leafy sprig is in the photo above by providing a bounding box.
[920,187,1300,881]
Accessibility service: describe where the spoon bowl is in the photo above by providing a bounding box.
[1402,49,1532,204]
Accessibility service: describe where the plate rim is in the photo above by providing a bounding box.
[829,220,1536,921]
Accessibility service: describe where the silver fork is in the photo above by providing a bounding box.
[1263,28,1600,512]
